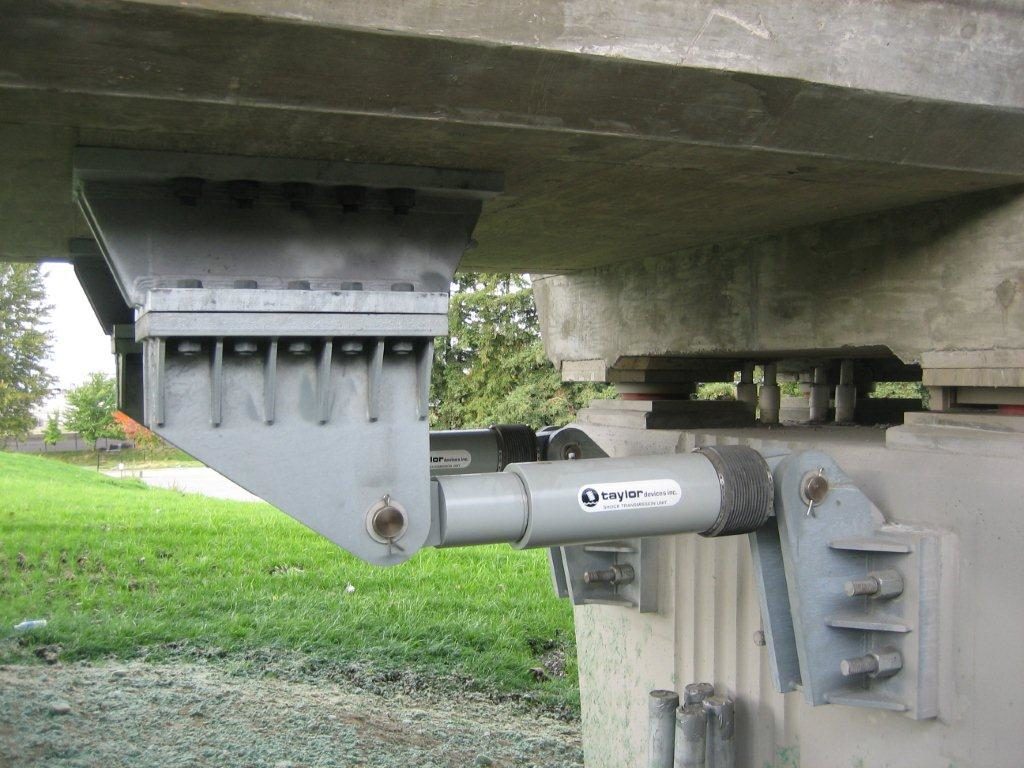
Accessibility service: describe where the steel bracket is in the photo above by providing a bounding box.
[752,450,954,719]
[544,426,659,613]
[73,148,501,565]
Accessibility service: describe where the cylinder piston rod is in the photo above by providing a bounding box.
[435,445,773,549]
[429,424,538,475]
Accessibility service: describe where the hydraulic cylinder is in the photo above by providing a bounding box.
[435,445,773,549]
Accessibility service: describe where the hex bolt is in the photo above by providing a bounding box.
[840,654,879,676]
[177,340,202,356]
[844,569,904,599]
[753,629,766,647]
[233,340,258,356]
[562,443,582,460]
[287,341,312,356]
[391,340,414,355]
[840,648,902,679]
[583,563,635,585]
[340,341,364,356]
[845,578,878,597]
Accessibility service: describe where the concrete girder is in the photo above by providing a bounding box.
[535,186,1024,374]
[2,0,1024,270]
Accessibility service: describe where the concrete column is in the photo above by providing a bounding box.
[759,364,780,425]
[736,363,757,411]
[809,366,830,422]
[835,360,856,423]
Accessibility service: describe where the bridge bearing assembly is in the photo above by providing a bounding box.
[75,148,501,565]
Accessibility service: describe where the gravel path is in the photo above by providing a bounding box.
[101,467,261,503]
[0,661,583,768]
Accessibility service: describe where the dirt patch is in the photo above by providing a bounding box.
[0,660,583,767]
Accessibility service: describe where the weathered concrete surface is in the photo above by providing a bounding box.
[121,0,1024,110]
[535,186,1024,371]
[572,421,1024,768]
[2,1,1024,270]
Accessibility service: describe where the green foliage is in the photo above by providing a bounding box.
[42,410,62,446]
[63,372,124,448]
[780,380,802,396]
[431,273,611,429]
[696,382,736,400]
[870,381,925,400]
[0,452,578,713]
[0,264,53,439]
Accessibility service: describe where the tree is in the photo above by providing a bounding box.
[43,409,62,448]
[64,373,124,448]
[0,264,54,440]
[114,410,162,451]
[431,273,611,429]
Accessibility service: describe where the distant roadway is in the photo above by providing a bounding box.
[104,466,261,503]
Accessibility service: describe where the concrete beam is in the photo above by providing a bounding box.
[122,0,1024,110]
[535,186,1024,372]
[1,1,1024,268]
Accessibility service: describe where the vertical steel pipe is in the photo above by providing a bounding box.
[704,696,735,768]
[675,682,713,768]
[673,702,707,767]
[648,689,680,768]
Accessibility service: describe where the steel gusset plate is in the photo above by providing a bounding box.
[73,148,502,566]
[752,450,953,719]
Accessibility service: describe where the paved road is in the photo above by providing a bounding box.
[104,466,262,503]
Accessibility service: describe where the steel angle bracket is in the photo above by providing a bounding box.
[73,148,502,566]
[544,426,659,612]
[752,450,954,719]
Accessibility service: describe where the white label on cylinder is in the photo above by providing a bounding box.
[577,479,682,512]
[429,450,472,470]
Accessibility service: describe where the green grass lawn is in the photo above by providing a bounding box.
[0,451,578,712]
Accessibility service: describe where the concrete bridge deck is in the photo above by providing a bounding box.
[2,0,1023,273]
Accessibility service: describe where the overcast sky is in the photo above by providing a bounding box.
[41,263,116,413]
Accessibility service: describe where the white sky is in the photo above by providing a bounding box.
[40,263,116,414]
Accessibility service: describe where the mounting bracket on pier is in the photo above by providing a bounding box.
[74,148,501,565]
[751,450,955,719]
[538,426,955,719]
[542,427,670,613]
